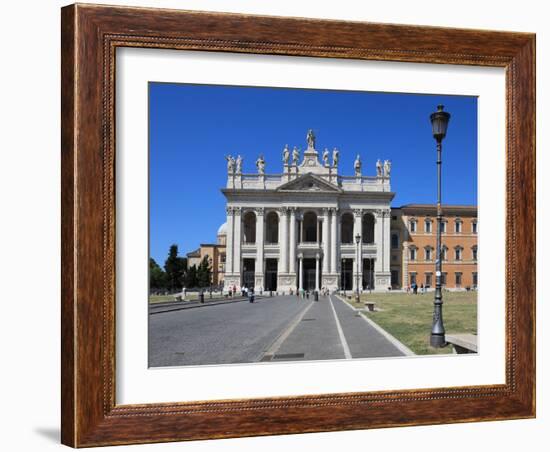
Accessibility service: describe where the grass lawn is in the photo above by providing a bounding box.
[149,294,178,303]
[342,291,477,355]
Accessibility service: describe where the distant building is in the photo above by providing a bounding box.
[185,223,227,287]
[391,204,478,290]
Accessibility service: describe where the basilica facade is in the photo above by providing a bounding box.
[222,130,394,293]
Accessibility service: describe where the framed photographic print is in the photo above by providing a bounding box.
[61,3,535,447]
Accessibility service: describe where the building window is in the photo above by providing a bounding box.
[362,213,375,244]
[341,212,354,244]
[441,245,448,261]
[454,246,463,261]
[409,219,417,233]
[455,272,463,287]
[425,272,433,287]
[409,247,417,261]
[265,211,279,244]
[472,220,478,234]
[425,219,432,233]
[392,215,397,221]
[455,219,462,233]
[472,272,478,287]
[391,270,399,286]
[439,221,447,233]
[472,246,478,261]
[391,233,399,249]
[424,246,433,261]
[409,272,417,285]
[441,272,447,286]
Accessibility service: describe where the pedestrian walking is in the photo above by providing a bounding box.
[248,287,255,303]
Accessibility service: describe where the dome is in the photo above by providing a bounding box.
[217,222,227,236]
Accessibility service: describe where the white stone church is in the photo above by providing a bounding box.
[222,130,393,293]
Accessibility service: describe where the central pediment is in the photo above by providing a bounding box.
[276,173,342,193]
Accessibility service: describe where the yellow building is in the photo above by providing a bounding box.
[185,223,227,287]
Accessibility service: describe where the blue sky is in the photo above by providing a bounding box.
[149,82,477,265]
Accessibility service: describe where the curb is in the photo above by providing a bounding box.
[149,296,268,315]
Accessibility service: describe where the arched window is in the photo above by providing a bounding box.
[243,211,256,244]
[409,246,417,261]
[341,213,354,244]
[362,213,375,244]
[303,211,318,242]
[265,211,279,244]
[409,218,417,233]
[472,220,478,234]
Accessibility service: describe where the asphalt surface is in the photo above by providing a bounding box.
[149,295,306,367]
[149,294,405,367]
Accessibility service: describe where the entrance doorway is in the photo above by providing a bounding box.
[340,258,353,290]
[301,258,318,291]
[362,258,375,290]
[242,258,255,289]
[264,259,278,291]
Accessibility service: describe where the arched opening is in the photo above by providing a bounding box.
[303,212,318,242]
[265,211,279,244]
[362,213,375,243]
[341,213,354,244]
[243,211,256,243]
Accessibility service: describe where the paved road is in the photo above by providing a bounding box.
[149,294,405,367]
[149,295,307,367]
[265,295,404,361]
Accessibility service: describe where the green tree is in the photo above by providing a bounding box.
[149,258,167,291]
[196,255,212,288]
[185,265,198,288]
[163,244,187,292]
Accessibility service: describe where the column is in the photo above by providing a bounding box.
[233,207,242,277]
[322,208,330,273]
[298,253,304,291]
[315,253,320,291]
[374,210,383,272]
[255,207,265,289]
[316,217,320,244]
[330,208,338,274]
[289,207,297,274]
[225,207,234,274]
[353,209,363,286]
[383,210,391,272]
[280,207,289,274]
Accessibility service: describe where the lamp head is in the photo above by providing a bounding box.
[430,104,451,141]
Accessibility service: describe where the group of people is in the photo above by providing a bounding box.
[405,283,428,294]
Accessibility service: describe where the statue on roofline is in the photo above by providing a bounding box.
[354,154,362,176]
[332,148,339,167]
[256,154,265,174]
[282,145,290,165]
[306,129,316,149]
[225,155,235,174]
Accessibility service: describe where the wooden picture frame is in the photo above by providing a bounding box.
[61,3,535,447]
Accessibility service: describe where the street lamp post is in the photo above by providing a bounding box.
[430,104,451,347]
[355,233,361,302]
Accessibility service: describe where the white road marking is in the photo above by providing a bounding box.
[260,300,314,360]
[329,295,352,359]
